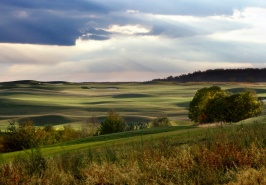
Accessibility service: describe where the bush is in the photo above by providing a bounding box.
[151,116,171,127]
[99,110,126,135]
[126,121,149,131]
[2,119,44,152]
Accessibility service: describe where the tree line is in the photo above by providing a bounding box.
[153,68,266,82]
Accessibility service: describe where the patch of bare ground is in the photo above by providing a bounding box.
[196,122,222,127]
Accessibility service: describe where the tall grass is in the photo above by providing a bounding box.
[0,122,265,184]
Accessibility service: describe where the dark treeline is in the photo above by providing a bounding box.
[153,68,266,82]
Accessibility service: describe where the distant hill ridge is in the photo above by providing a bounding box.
[153,68,266,83]
[0,80,68,85]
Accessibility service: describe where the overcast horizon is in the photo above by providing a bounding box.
[1,1,266,82]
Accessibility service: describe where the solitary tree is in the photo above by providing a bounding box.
[99,110,126,135]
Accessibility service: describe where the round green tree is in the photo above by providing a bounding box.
[188,86,228,123]
[188,87,263,124]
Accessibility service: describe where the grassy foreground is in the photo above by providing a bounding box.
[0,122,266,184]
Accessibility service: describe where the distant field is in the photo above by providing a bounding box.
[0,82,266,130]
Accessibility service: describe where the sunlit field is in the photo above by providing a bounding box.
[1,81,266,130]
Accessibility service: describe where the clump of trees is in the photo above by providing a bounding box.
[188,86,263,124]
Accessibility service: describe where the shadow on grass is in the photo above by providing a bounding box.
[83,101,115,105]
[112,94,153,98]
[0,98,75,116]
[18,115,73,126]
[176,101,190,108]
[0,83,61,92]
[227,88,266,94]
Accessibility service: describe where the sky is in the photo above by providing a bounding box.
[0,0,266,82]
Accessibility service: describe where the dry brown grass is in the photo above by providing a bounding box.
[227,168,266,185]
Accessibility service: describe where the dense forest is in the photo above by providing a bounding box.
[153,68,266,82]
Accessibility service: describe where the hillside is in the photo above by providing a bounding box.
[153,68,266,82]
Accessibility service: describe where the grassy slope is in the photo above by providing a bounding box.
[0,125,197,161]
[1,82,266,161]
[2,117,266,162]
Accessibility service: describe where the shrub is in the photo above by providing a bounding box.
[151,116,171,127]
[58,125,80,141]
[2,119,44,152]
[126,121,149,131]
[99,110,126,135]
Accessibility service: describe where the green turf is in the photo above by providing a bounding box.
[0,82,266,130]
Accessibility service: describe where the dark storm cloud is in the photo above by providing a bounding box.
[106,0,266,16]
[1,0,266,45]
[0,0,108,12]
[0,0,110,45]
[0,14,82,45]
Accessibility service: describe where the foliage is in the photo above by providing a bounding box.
[58,125,80,141]
[224,91,264,122]
[1,120,95,153]
[126,121,149,131]
[188,86,228,123]
[189,86,263,124]
[99,110,126,135]
[151,116,171,127]
[2,119,44,152]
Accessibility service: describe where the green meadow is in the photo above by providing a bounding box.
[1,81,266,130]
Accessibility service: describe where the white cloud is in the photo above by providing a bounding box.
[209,8,266,43]
[106,24,150,35]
